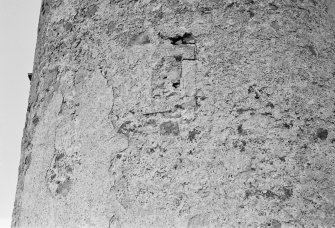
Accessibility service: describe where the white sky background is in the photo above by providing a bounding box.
[0,0,41,227]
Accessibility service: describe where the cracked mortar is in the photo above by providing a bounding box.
[12,0,335,227]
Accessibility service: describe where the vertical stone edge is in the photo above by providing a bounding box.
[11,0,48,227]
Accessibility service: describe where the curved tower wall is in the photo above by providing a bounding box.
[13,0,335,227]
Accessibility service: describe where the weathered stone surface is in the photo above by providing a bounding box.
[12,0,335,227]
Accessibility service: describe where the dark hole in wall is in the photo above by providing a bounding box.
[172,81,180,88]
[167,33,195,45]
[168,35,183,45]
[174,55,182,62]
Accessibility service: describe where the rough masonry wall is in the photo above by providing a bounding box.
[13,0,335,227]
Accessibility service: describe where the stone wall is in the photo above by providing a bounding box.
[13,0,335,227]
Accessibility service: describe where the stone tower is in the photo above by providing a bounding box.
[12,0,335,227]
